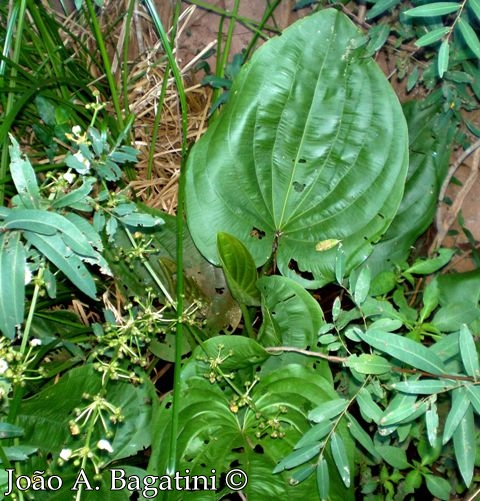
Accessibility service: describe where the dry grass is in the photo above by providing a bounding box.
[46,0,215,213]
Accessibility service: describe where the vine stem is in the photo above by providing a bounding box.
[143,0,189,477]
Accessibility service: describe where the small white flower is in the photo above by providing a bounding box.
[59,448,72,461]
[72,125,82,136]
[0,360,8,375]
[73,151,91,174]
[30,339,42,347]
[63,172,76,184]
[24,266,32,285]
[97,439,113,453]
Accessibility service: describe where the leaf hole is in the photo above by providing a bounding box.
[253,444,264,454]
[298,158,307,164]
[215,287,225,295]
[293,181,306,192]
[288,259,314,281]
[250,227,266,240]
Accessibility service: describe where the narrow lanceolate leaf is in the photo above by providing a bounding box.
[345,354,391,375]
[356,388,383,423]
[353,266,371,306]
[8,135,41,209]
[380,399,427,426]
[469,0,480,22]
[453,405,475,487]
[316,457,329,501]
[308,399,348,423]
[443,387,470,444]
[0,232,25,338]
[366,0,401,20]
[186,9,408,288]
[346,413,380,460]
[457,17,480,59]
[426,398,439,447]
[415,27,451,47]
[217,232,260,306]
[358,329,446,375]
[295,421,334,450]
[459,324,480,378]
[4,209,97,257]
[404,2,461,17]
[273,442,321,473]
[51,177,95,209]
[438,39,450,78]
[375,445,409,469]
[330,432,351,487]
[24,231,97,299]
[391,379,457,394]
[465,384,480,415]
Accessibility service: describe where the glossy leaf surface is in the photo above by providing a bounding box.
[186,9,408,287]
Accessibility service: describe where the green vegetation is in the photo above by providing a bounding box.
[0,1,480,500]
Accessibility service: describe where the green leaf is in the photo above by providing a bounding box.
[404,2,461,17]
[51,177,95,209]
[419,277,439,322]
[425,399,439,447]
[391,379,457,394]
[316,458,329,501]
[196,335,269,370]
[295,421,334,450]
[366,0,402,20]
[345,354,391,375]
[257,275,325,355]
[453,404,475,487]
[356,387,383,423]
[469,0,480,22]
[380,398,428,426]
[308,399,349,423]
[117,212,164,228]
[346,413,380,460]
[273,442,321,472]
[358,329,445,374]
[330,432,351,487]
[217,232,260,306]
[459,324,480,378]
[443,387,470,444]
[4,209,97,257]
[149,363,355,500]
[457,17,480,59]
[424,474,451,501]
[375,445,410,469]
[438,39,450,78]
[0,232,25,338]
[24,231,97,299]
[186,9,408,288]
[415,27,451,47]
[0,422,24,439]
[405,248,454,275]
[465,384,480,415]
[364,101,454,275]
[8,135,41,209]
[366,24,391,54]
[432,302,480,332]
[353,266,371,306]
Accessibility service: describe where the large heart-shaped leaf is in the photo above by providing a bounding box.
[365,101,454,275]
[186,9,408,287]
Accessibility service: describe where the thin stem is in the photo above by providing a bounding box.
[143,0,189,477]
[84,0,124,131]
[240,304,255,339]
[0,0,27,205]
